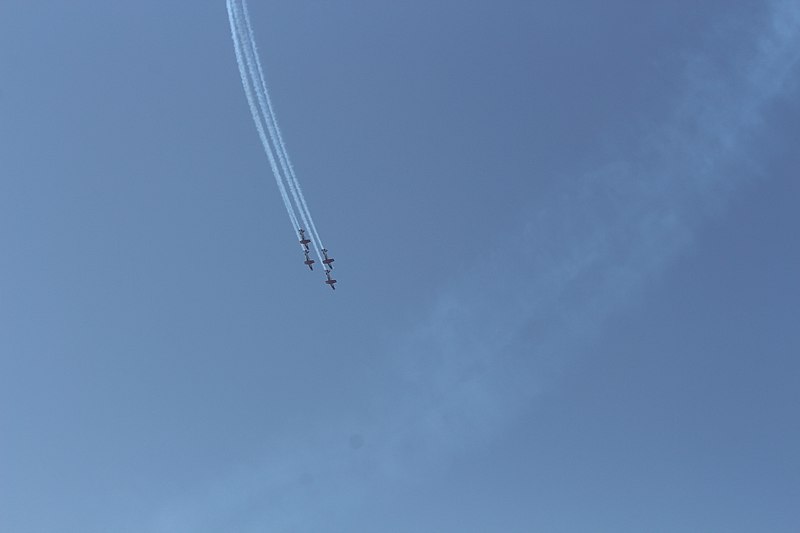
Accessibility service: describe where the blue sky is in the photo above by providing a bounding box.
[1,1,799,532]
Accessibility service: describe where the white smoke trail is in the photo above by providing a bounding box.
[226,0,299,233]
[238,0,326,253]
[230,1,322,264]
[229,0,325,266]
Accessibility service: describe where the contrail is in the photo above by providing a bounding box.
[238,0,326,252]
[225,0,299,233]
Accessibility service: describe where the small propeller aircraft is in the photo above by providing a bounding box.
[303,249,315,270]
[324,269,337,290]
[321,248,335,269]
[298,229,311,251]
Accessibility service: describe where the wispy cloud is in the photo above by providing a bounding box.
[149,2,800,531]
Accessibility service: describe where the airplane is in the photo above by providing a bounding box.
[303,250,315,270]
[324,269,337,290]
[321,248,335,269]
[298,229,311,251]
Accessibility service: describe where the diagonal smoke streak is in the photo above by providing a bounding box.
[376,0,800,483]
[386,0,800,455]
[230,0,326,265]
[229,1,313,253]
[148,1,800,531]
[238,0,326,253]
[226,0,299,232]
